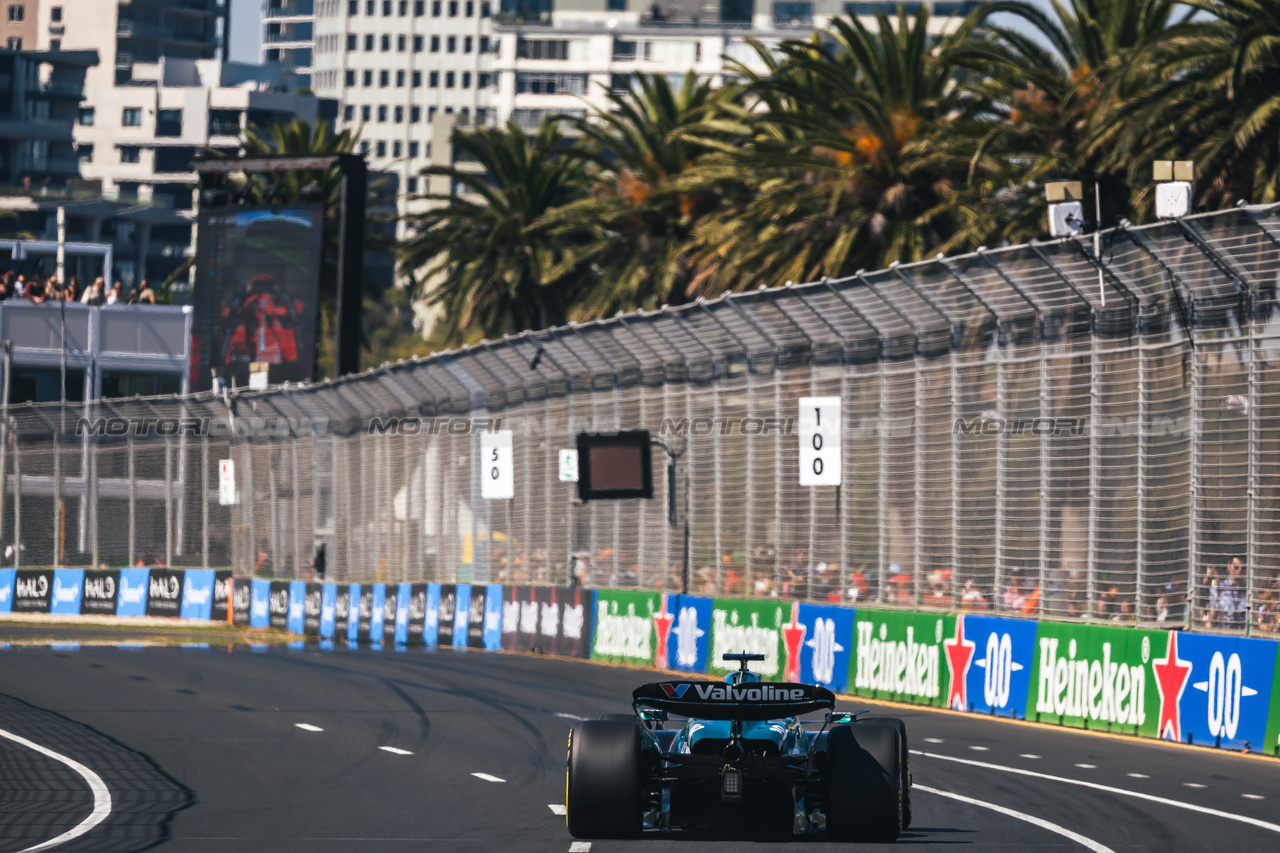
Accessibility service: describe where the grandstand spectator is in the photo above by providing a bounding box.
[136,279,156,304]
[961,579,985,608]
[24,276,45,302]
[80,277,104,305]
[105,281,123,305]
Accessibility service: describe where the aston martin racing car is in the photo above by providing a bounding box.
[566,653,911,841]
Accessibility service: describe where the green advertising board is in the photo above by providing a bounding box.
[1266,643,1280,757]
[1028,621,1165,737]
[848,609,955,706]
[709,598,787,678]
[591,589,660,666]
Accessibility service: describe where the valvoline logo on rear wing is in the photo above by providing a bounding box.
[633,681,836,720]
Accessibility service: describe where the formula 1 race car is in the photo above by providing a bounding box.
[565,653,911,841]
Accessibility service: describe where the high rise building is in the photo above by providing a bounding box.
[263,0,314,84]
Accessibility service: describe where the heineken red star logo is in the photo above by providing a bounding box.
[653,593,674,669]
[782,602,806,682]
[943,615,975,711]
[1153,631,1192,742]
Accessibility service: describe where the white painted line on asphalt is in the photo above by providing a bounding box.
[569,843,591,852]
[1075,763,1097,769]
[912,750,1280,835]
[924,737,945,744]
[1184,783,1207,789]
[969,745,990,751]
[295,723,323,732]
[1,727,112,853]
[915,784,1114,853]
[548,804,567,815]
[379,746,413,756]
[472,773,506,782]
[1127,773,1150,779]
[1242,794,1265,800]
[556,713,587,721]
[1020,754,1042,760]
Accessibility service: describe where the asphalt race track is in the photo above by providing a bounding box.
[1,639,1279,852]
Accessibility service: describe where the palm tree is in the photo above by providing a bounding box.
[681,7,988,296]
[1117,0,1280,208]
[545,72,739,316]
[398,120,593,344]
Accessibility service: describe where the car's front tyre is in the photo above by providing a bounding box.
[566,719,643,838]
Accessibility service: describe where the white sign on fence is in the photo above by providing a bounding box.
[218,459,238,505]
[558,449,579,482]
[798,397,841,486]
[480,431,515,499]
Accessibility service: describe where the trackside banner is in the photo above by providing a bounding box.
[0,568,13,612]
[592,590,660,666]
[1168,631,1277,751]
[951,614,1038,717]
[707,598,788,680]
[81,570,119,615]
[658,594,713,673]
[848,609,954,706]
[181,570,215,621]
[50,569,85,616]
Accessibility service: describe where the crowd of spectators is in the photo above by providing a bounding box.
[0,272,157,306]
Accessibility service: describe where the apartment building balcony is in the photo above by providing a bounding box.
[0,117,75,142]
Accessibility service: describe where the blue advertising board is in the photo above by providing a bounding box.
[249,578,271,628]
[0,568,12,613]
[483,584,503,650]
[180,570,215,621]
[116,568,150,618]
[954,614,1039,717]
[395,583,411,645]
[661,594,712,673]
[287,580,306,634]
[424,582,440,647]
[796,601,856,693]
[1167,631,1279,751]
[370,583,386,642]
[50,569,85,616]
[452,584,471,648]
[346,583,362,643]
[319,583,337,639]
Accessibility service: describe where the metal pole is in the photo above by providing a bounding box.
[1136,340,1148,623]
[267,442,279,577]
[201,437,209,569]
[1189,338,1202,630]
[1039,340,1050,618]
[89,437,98,569]
[951,347,961,608]
[52,434,61,568]
[164,439,173,568]
[878,360,889,604]
[0,341,10,558]
[12,431,19,569]
[127,433,135,568]
[57,206,66,414]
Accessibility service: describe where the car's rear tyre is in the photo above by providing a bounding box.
[826,723,902,842]
[873,717,911,828]
[566,719,643,839]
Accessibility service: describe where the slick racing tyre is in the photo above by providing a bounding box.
[873,716,912,829]
[566,719,643,838]
[826,723,903,843]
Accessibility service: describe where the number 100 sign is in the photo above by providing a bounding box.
[480,430,514,499]
[798,397,841,486]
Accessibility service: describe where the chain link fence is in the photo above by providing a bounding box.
[4,205,1280,635]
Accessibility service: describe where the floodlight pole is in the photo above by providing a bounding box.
[651,436,689,595]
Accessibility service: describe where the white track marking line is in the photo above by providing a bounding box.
[569,843,591,852]
[915,784,1115,853]
[1184,783,1207,789]
[472,772,506,782]
[1127,773,1150,779]
[924,737,945,744]
[1075,763,1097,769]
[1243,794,1265,800]
[0,727,112,853]
[294,723,323,732]
[969,745,990,751]
[378,746,413,756]
[912,750,1280,834]
[1021,754,1042,759]
[548,804,567,815]
[555,713,587,721]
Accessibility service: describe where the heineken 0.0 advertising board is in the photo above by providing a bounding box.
[849,609,953,705]
[1029,621,1164,737]
[708,598,787,678]
[592,590,660,666]
[1166,632,1277,750]
[1263,640,1280,756]
[952,614,1039,717]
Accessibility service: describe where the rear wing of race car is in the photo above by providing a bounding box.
[632,681,836,721]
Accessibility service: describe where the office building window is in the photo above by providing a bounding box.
[364,33,374,50]
[363,69,373,85]
[608,0,626,9]
[156,109,182,137]
[410,107,421,123]
[480,35,491,53]
[407,177,418,193]
[376,140,387,157]
[429,70,438,86]
[361,105,372,120]
[377,105,388,121]
[394,106,404,122]
[78,144,92,162]
[413,35,423,51]
[345,69,356,85]
[428,106,437,120]
[51,5,63,21]
[464,36,472,53]
[478,72,492,88]
[122,108,143,127]
[399,0,409,12]
[432,0,441,14]
[78,107,94,126]
[396,69,405,86]
[445,71,455,87]
[414,0,424,13]
[515,72,588,95]
[448,0,457,15]
[393,141,402,157]
[49,38,59,50]
[476,107,488,124]
[360,140,370,154]
[430,35,439,51]
[7,5,24,22]
[462,71,471,88]
[347,33,357,50]
[481,1,490,15]
[5,38,18,50]
[379,69,389,86]
[382,0,392,12]
[350,0,359,13]
[466,0,474,14]
[409,141,420,156]
[343,104,355,120]
[447,35,456,52]
[412,70,422,86]
[397,34,406,50]
[119,146,141,164]
[381,34,391,51]
[367,0,376,12]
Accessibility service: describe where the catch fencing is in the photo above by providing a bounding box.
[3,205,1280,635]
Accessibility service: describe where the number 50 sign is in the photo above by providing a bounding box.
[798,397,841,486]
[480,430,514,499]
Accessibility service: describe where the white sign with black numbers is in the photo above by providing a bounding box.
[480,431,514,499]
[798,397,841,486]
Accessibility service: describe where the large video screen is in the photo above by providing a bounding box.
[191,205,324,392]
